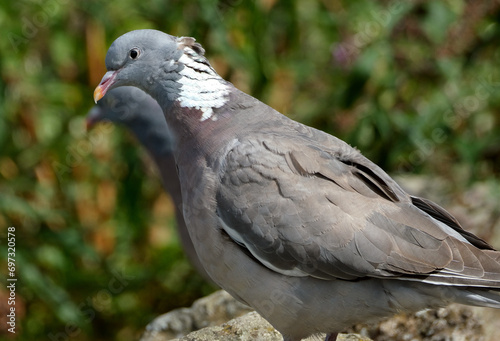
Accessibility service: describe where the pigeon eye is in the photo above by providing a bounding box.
[129,48,140,59]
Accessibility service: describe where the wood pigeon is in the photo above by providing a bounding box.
[93,30,500,341]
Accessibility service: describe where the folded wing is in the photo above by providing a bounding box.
[216,128,500,287]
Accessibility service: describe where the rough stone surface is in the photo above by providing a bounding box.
[347,304,484,341]
[171,311,282,341]
[169,311,371,341]
[140,290,253,341]
[140,293,487,341]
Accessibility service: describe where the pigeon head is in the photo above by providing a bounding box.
[94,30,180,102]
[87,86,175,156]
[94,29,229,121]
[87,86,162,128]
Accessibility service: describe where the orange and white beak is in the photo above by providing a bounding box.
[94,71,118,103]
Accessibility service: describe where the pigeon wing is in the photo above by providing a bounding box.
[216,129,500,286]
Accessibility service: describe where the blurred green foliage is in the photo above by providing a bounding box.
[1,0,500,340]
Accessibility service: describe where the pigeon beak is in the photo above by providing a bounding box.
[85,106,102,131]
[94,71,118,103]
[85,115,97,131]
[85,117,94,131]
[85,118,96,132]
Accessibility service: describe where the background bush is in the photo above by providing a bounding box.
[1,1,500,340]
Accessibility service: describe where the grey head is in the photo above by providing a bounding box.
[88,86,175,157]
[94,29,229,122]
[94,30,181,103]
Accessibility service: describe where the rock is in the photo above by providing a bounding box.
[140,290,253,341]
[139,290,370,341]
[347,304,484,341]
[140,291,485,341]
[337,334,372,341]
[189,289,254,330]
[169,311,370,341]
[158,304,483,341]
[170,311,282,341]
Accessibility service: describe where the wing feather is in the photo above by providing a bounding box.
[216,129,500,287]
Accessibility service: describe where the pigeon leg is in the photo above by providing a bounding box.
[325,333,338,341]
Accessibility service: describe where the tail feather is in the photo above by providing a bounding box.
[455,288,500,309]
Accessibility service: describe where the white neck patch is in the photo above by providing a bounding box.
[176,47,229,121]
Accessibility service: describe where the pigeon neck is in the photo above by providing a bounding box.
[152,81,266,158]
[126,115,175,159]
[152,152,183,210]
[149,46,231,123]
[162,101,235,158]
[145,60,236,160]
[174,52,230,122]
[137,127,175,159]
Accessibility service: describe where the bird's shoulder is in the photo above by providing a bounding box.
[220,117,408,205]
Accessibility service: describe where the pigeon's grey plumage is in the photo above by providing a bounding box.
[94,29,500,341]
[87,86,211,282]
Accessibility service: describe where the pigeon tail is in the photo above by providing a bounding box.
[454,288,500,309]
